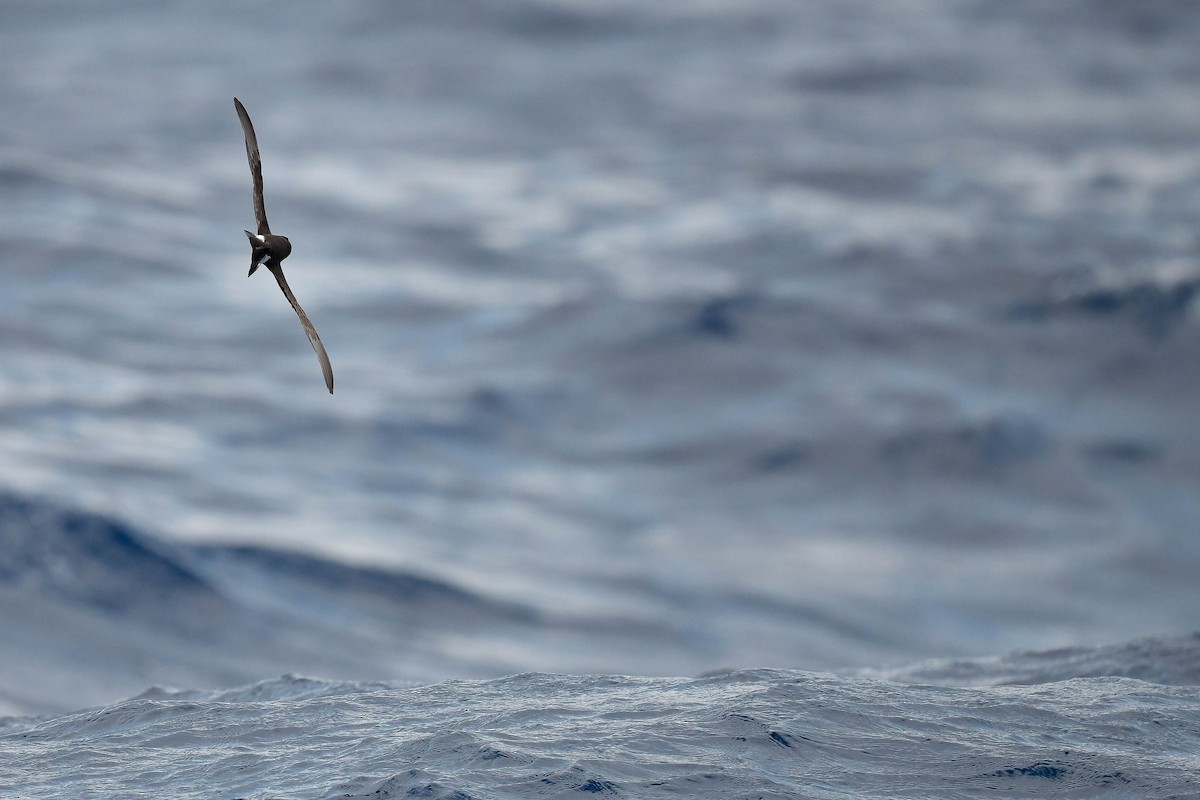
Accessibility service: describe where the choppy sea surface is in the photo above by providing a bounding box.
[4,638,1200,799]
[2,0,1200,795]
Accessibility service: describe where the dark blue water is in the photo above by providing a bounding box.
[1,6,1199,791]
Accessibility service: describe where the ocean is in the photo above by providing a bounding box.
[1,0,1199,796]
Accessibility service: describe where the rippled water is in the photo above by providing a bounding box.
[5,636,1200,799]
[2,6,1200,790]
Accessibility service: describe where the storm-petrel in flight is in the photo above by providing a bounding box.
[234,96,334,394]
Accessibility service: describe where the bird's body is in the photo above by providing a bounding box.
[234,97,334,394]
[245,230,292,276]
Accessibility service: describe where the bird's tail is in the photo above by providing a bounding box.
[244,229,265,276]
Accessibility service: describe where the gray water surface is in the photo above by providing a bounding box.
[1,0,1198,718]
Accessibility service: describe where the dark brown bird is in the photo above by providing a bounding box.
[234,97,334,394]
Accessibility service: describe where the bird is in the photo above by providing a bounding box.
[234,97,334,394]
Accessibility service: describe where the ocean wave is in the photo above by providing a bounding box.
[865,631,1200,688]
[0,492,221,620]
[3,642,1199,799]
[0,493,543,716]
[1010,263,1200,338]
[0,494,704,716]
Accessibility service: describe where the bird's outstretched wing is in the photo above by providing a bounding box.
[269,266,334,394]
[234,97,271,236]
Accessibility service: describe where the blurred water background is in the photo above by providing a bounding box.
[1,0,1200,717]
